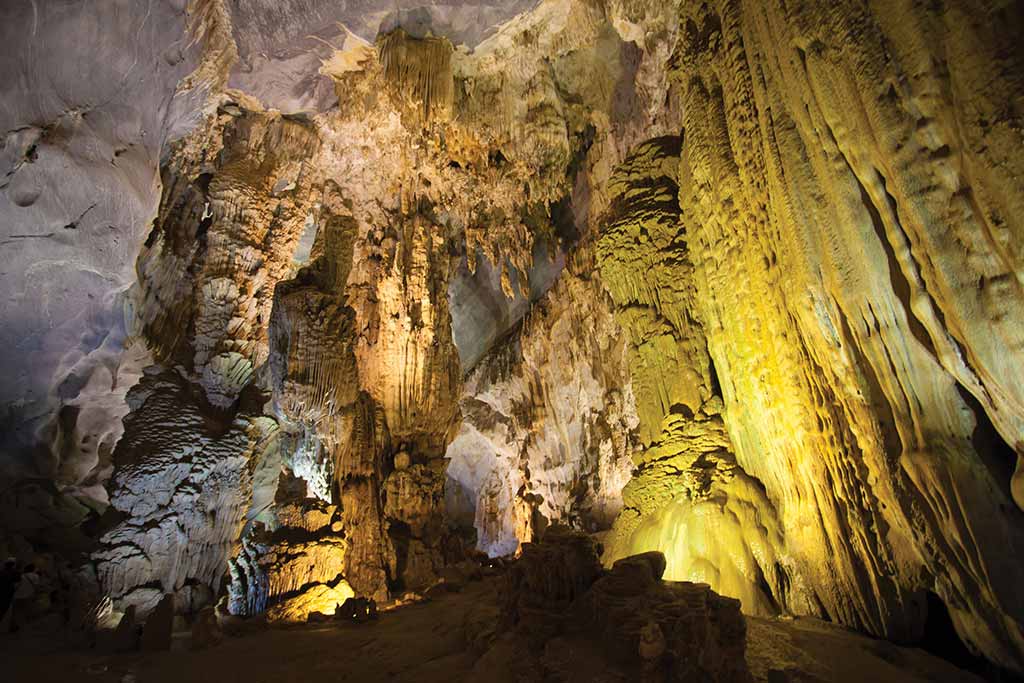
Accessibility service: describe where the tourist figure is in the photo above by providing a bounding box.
[10,563,39,632]
[0,558,19,630]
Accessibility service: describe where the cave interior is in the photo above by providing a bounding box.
[1,1,1024,681]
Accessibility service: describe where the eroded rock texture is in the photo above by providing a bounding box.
[600,0,1024,671]
[503,529,752,682]
[0,0,209,504]
[446,256,637,557]
[95,105,322,615]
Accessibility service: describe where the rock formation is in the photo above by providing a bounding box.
[0,0,210,494]
[1,0,1023,677]
[93,104,322,615]
[596,1,1024,672]
[140,593,175,651]
[503,528,752,682]
[446,254,637,556]
[598,136,789,618]
[227,477,354,621]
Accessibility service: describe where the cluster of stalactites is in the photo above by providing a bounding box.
[378,28,454,123]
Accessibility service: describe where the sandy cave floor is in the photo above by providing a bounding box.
[3,578,983,683]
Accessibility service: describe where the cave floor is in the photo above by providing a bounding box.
[4,578,981,683]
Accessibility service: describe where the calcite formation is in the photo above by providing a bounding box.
[598,137,789,618]
[266,176,460,598]
[93,104,324,615]
[446,253,637,556]
[93,369,278,615]
[134,104,323,385]
[252,0,659,598]
[227,478,353,621]
[1,0,1023,676]
[599,0,1024,672]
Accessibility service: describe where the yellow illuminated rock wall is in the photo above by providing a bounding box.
[598,137,791,619]
[603,0,1024,671]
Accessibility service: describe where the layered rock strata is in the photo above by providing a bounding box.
[228,477,354,621]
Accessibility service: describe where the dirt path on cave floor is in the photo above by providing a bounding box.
[2,578,984,683]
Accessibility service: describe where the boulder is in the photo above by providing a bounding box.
[500,530,752,682]
[502,526,603,644]
[264,582,355,623]
[335,596,378,623]
[580,559,750,682]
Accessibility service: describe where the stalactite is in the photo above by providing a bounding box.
[378,28,454,123]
